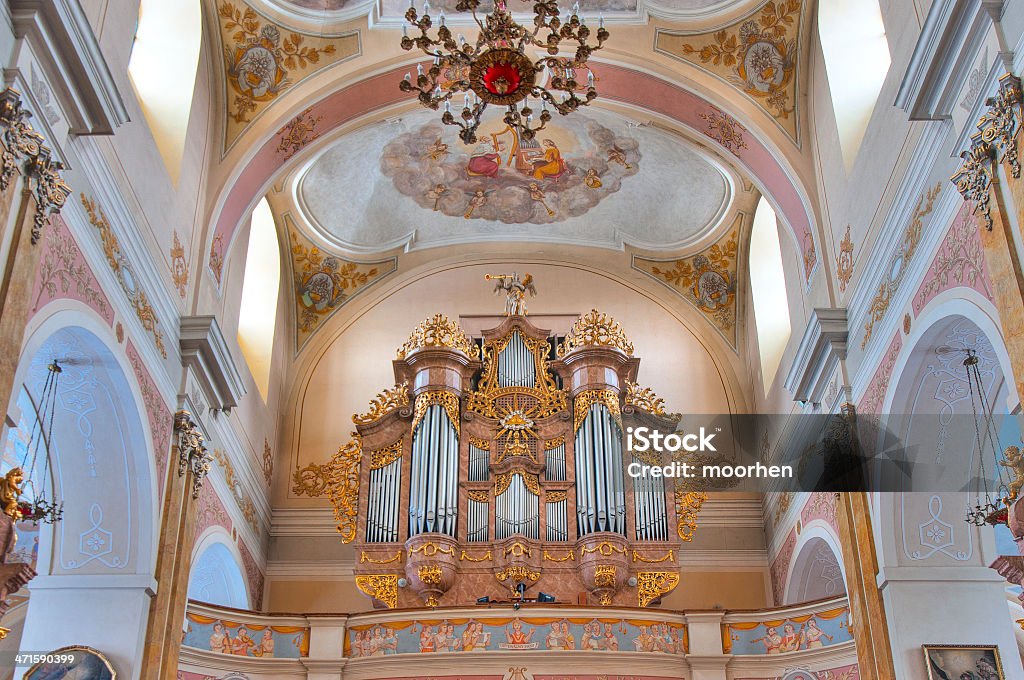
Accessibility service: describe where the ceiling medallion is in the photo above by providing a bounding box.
[399,0,609,144]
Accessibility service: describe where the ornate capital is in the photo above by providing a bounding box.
[174,410,211,499]
[0,88,69,242]
[979,73,1023,179]
[952,134,995,230]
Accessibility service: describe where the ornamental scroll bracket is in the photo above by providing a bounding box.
[174,410,212,499]
[0,88,71,243]
[952,73,1023,230]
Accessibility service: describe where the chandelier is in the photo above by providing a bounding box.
[9,360,64,525]
[961,350,1011,527]
[399,0,609,144]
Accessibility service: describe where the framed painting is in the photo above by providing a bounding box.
[25,645,115,680]
[923,644,1004,680]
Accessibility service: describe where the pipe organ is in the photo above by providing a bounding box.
[331,301,705,610]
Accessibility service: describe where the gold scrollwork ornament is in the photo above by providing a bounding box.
[355,574,398,609]
[354,381,410,424]
[396,314,480,359]
[573,388,622,433]
[558,309,634,357]
[636,571,680,607]
[369,438,404,470]
[326,434,363,543]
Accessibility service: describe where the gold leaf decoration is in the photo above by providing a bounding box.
[582,542,626,556]
[637,572,680,607]
[326,434,363,543]
[544,436,565,450]
[624,381,677,418]
[655,0,804,141]
[292,462,329,497]
[360,550,403,564]
[573,389,622,433]
[170,231,189,298]
[496,565,541,584]
[545,490,567,503]
[594,565,617,589]
[558,309,634,357]
[216,0,359,149]
[418,565,443,586]
[493,469,541,496]
[675,490,707,542]
[81,194,168,358]
[409,542,455,557]
[396,313,480,360]
[355,574,398,609]
[369,439,404,470]
[460,549,492,562]
[543,549,575,562]
[633,223,740,348]
[468,490,490,503]
[411,390,461,437]
[632,550,675,564]
[290,226,397,349]
[354,381,410,425]
[468,436,491,451]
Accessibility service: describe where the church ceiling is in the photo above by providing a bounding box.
[655,0,805,143]
[214,0,361,151]
[294,107,736,252]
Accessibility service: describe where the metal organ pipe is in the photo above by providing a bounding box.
[574,403,626,537]
[544,442,565,481]
[367,458,401,542]
[495,474,539,540]
[545,499,567,540]
[468,498,488,541]
[469,443,489,481]
[633,462,667,541]
[408,402,460,538]
[497,332,536,388]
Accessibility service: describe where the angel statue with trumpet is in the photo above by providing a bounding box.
[486,273,537,316]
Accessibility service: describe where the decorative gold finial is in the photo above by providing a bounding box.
[396,314,480,359]
[486,272,536,316]
[0,468,24,520]
[558,309,634,357]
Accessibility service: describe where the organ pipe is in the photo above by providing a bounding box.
[545,499,568,541]
[544,442,566,481]
[468,498,489,541]
[574,403,626,537]
[495,474,539,540]
[497,331,536,388]
[409,403,459,538]
[367,458,401,542]
[469,443,490,481]
[632,461,667,541]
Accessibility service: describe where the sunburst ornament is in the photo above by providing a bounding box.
[496,394,539,444]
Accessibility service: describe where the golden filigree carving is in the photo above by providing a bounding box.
[544,436,565,450]
[26,146,70,245]
[292,462,329,497]
[412,390,461,436]
[598,591,613,606]
[495,440,537,464]
[468,490,490,503]
[496,565,541,585]
[574,389,622,433]
[82,194,168,358]
[409,542,456,557]
[360,550,403,564]
[418,565,443,586]
[354,381,410,425]
[326,434,362,543]
[675,490,707,542]
[355,574,398,609]
[637,572,680,607]
[0,88,43,192]
[460,549,492,562]
[582,542,626,557]
[861,183,940,349]
[545,490,567,503]
[494,469,541,496]
[466,328,567,420]
[504,542,532,557]
[543,549,575,562]
[594,565,617,589]
[468,436,491,451]
[632,550,675,564]
[396,313,480,359]
[369,439,404,470]
[559,309,634,357]
[624,381,676,418]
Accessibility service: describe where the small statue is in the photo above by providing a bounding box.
[486,273,537,316]
[1001,446,1024,502]
[0,468,23,521]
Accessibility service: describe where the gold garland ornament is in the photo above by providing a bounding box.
[637,571,680,607]
[582,541,627,557]
[353,381,410,424]
[412,390,461,436]
[573,388,622,433]
[396,313,480,360]
[543,549,575,562]
[355,574,398,609]
[409,542,456,557]
[326,434,363,543]
[558,309,634,357]
[632,550,675,564]
[460,549,493,562]
[360,550,403,564]
[497,565,541,584]
[369,439,404,470]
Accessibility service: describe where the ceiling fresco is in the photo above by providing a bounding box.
[655,0,806,142]
[295,108,735,252]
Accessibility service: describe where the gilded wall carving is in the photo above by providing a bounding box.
[655,0,804,142]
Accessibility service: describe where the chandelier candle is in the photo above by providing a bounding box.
[398,0,609,144]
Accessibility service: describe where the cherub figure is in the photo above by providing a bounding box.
[1001,445,1024,501]
[607,145,632,169]
[0,467,24,520]
[425,138,449,161]
[464,188,488,219]
[527,182,555,216]
[425,183,448,211]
